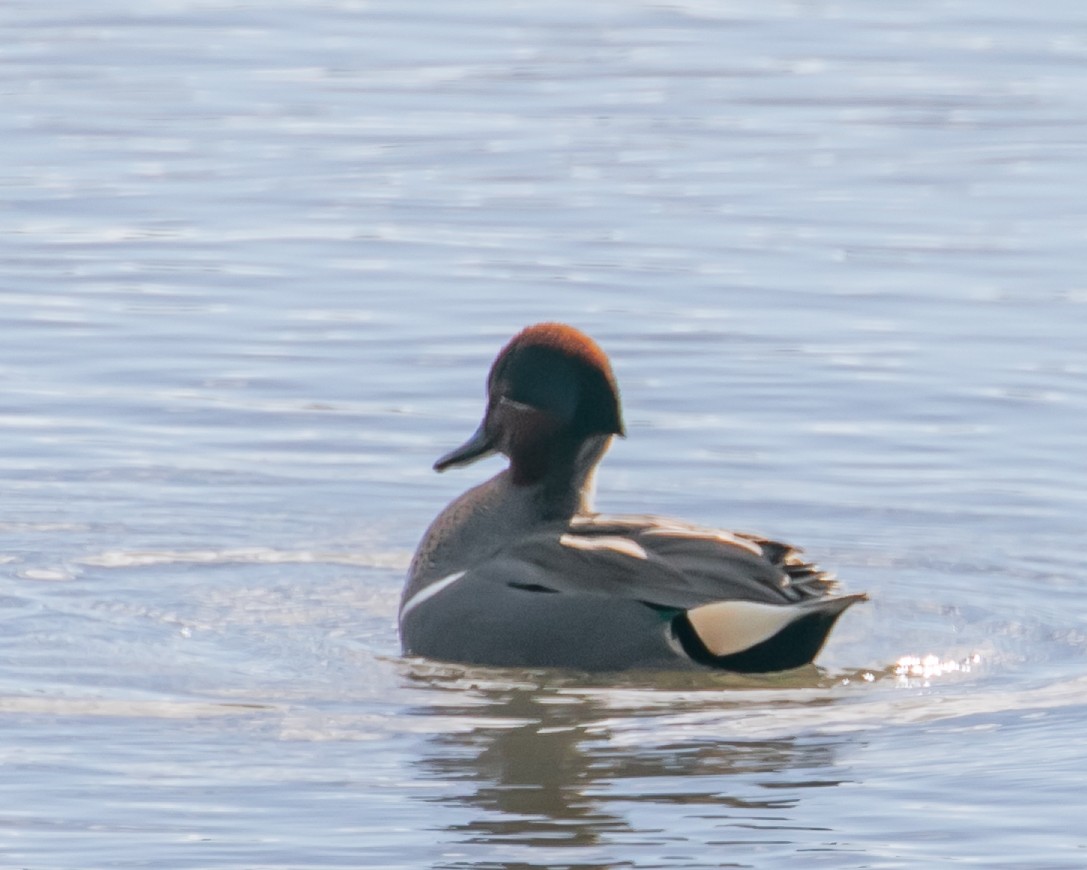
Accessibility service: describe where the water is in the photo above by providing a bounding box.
[2,0,1086,866]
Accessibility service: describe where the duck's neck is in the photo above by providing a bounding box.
[405,435,611,592]
[519,432,610,520]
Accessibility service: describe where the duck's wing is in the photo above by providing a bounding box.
[559,513,840,605]
[510,515,865,671]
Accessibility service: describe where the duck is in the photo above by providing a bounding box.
[400,322,866,672]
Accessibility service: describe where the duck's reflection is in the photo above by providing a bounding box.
[402,664,853,859]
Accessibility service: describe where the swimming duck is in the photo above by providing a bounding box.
[400,322,866,672]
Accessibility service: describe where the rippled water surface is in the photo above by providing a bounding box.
[3,0,1087,867]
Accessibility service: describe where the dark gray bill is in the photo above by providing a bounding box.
[433,422,495,472]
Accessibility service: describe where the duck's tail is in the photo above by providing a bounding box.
[674,593,869,673]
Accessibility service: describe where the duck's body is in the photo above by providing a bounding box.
[400,323,865,673]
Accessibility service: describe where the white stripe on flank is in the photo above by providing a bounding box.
[559,534,648,560]
[686,599,808,657]
[400,570,466,619]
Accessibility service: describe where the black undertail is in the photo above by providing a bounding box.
[671,608,842,673]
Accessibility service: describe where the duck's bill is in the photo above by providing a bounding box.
[433,422,496,472]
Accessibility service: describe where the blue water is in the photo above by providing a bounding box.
[3,0,1086,867]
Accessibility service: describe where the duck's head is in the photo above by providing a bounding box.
[435,322,625,486]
